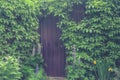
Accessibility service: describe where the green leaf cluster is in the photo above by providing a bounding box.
[0,0,45,80]
[0,56,21,80]
[94,59,113,80]
[1,0,120,80]
[45,0,120,80]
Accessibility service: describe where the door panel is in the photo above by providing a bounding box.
[40,15,65,77]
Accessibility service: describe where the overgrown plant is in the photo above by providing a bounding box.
[57,0,120,80]
[28,68,46,80]
[0,56,21,80]
[0,0,45,80]
[113,68,120,80]
[0,0,120,80]
[21,53,45,80]
[93,59,113,80]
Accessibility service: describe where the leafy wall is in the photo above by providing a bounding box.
[0,0,120,80]
[0,0,45,80]
[40,0,120,80]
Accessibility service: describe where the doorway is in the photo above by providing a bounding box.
[40,15,66,77]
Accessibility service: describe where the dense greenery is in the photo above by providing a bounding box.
[0,56,21,80]
[40,0,120,80]
[62,0,120,80]
[0,0,45,80]
[0,0,120,80]
[61,0,120,80]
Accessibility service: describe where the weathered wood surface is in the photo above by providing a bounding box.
[40,15,66,77]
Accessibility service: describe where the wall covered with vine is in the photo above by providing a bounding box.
[40,0,120,80]
[0,0,45,80]
[0,0,120,80]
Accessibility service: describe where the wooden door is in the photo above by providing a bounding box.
[39,15,66,77]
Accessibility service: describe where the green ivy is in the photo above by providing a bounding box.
[0,0,120,80]
[0,56,21,80]
[0,0,44,80]
[46,0,120,79]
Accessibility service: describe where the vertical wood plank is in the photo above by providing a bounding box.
[40,15,66,77]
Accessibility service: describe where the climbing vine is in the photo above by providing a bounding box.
[40,0,120,80]
[58,0,120,80]
[0,0,45,80]
[0,0,120,80]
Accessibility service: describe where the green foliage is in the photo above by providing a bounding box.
[0,0,40,55]
[28,68,46,80]
[0,0,45,80]
[35,0,120,79]
[0,56,21,80]
[93,59,113,80]
[21,54,45,80]
[56,0,120,80]
[114,68,120,80]
[0,0,120,80]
